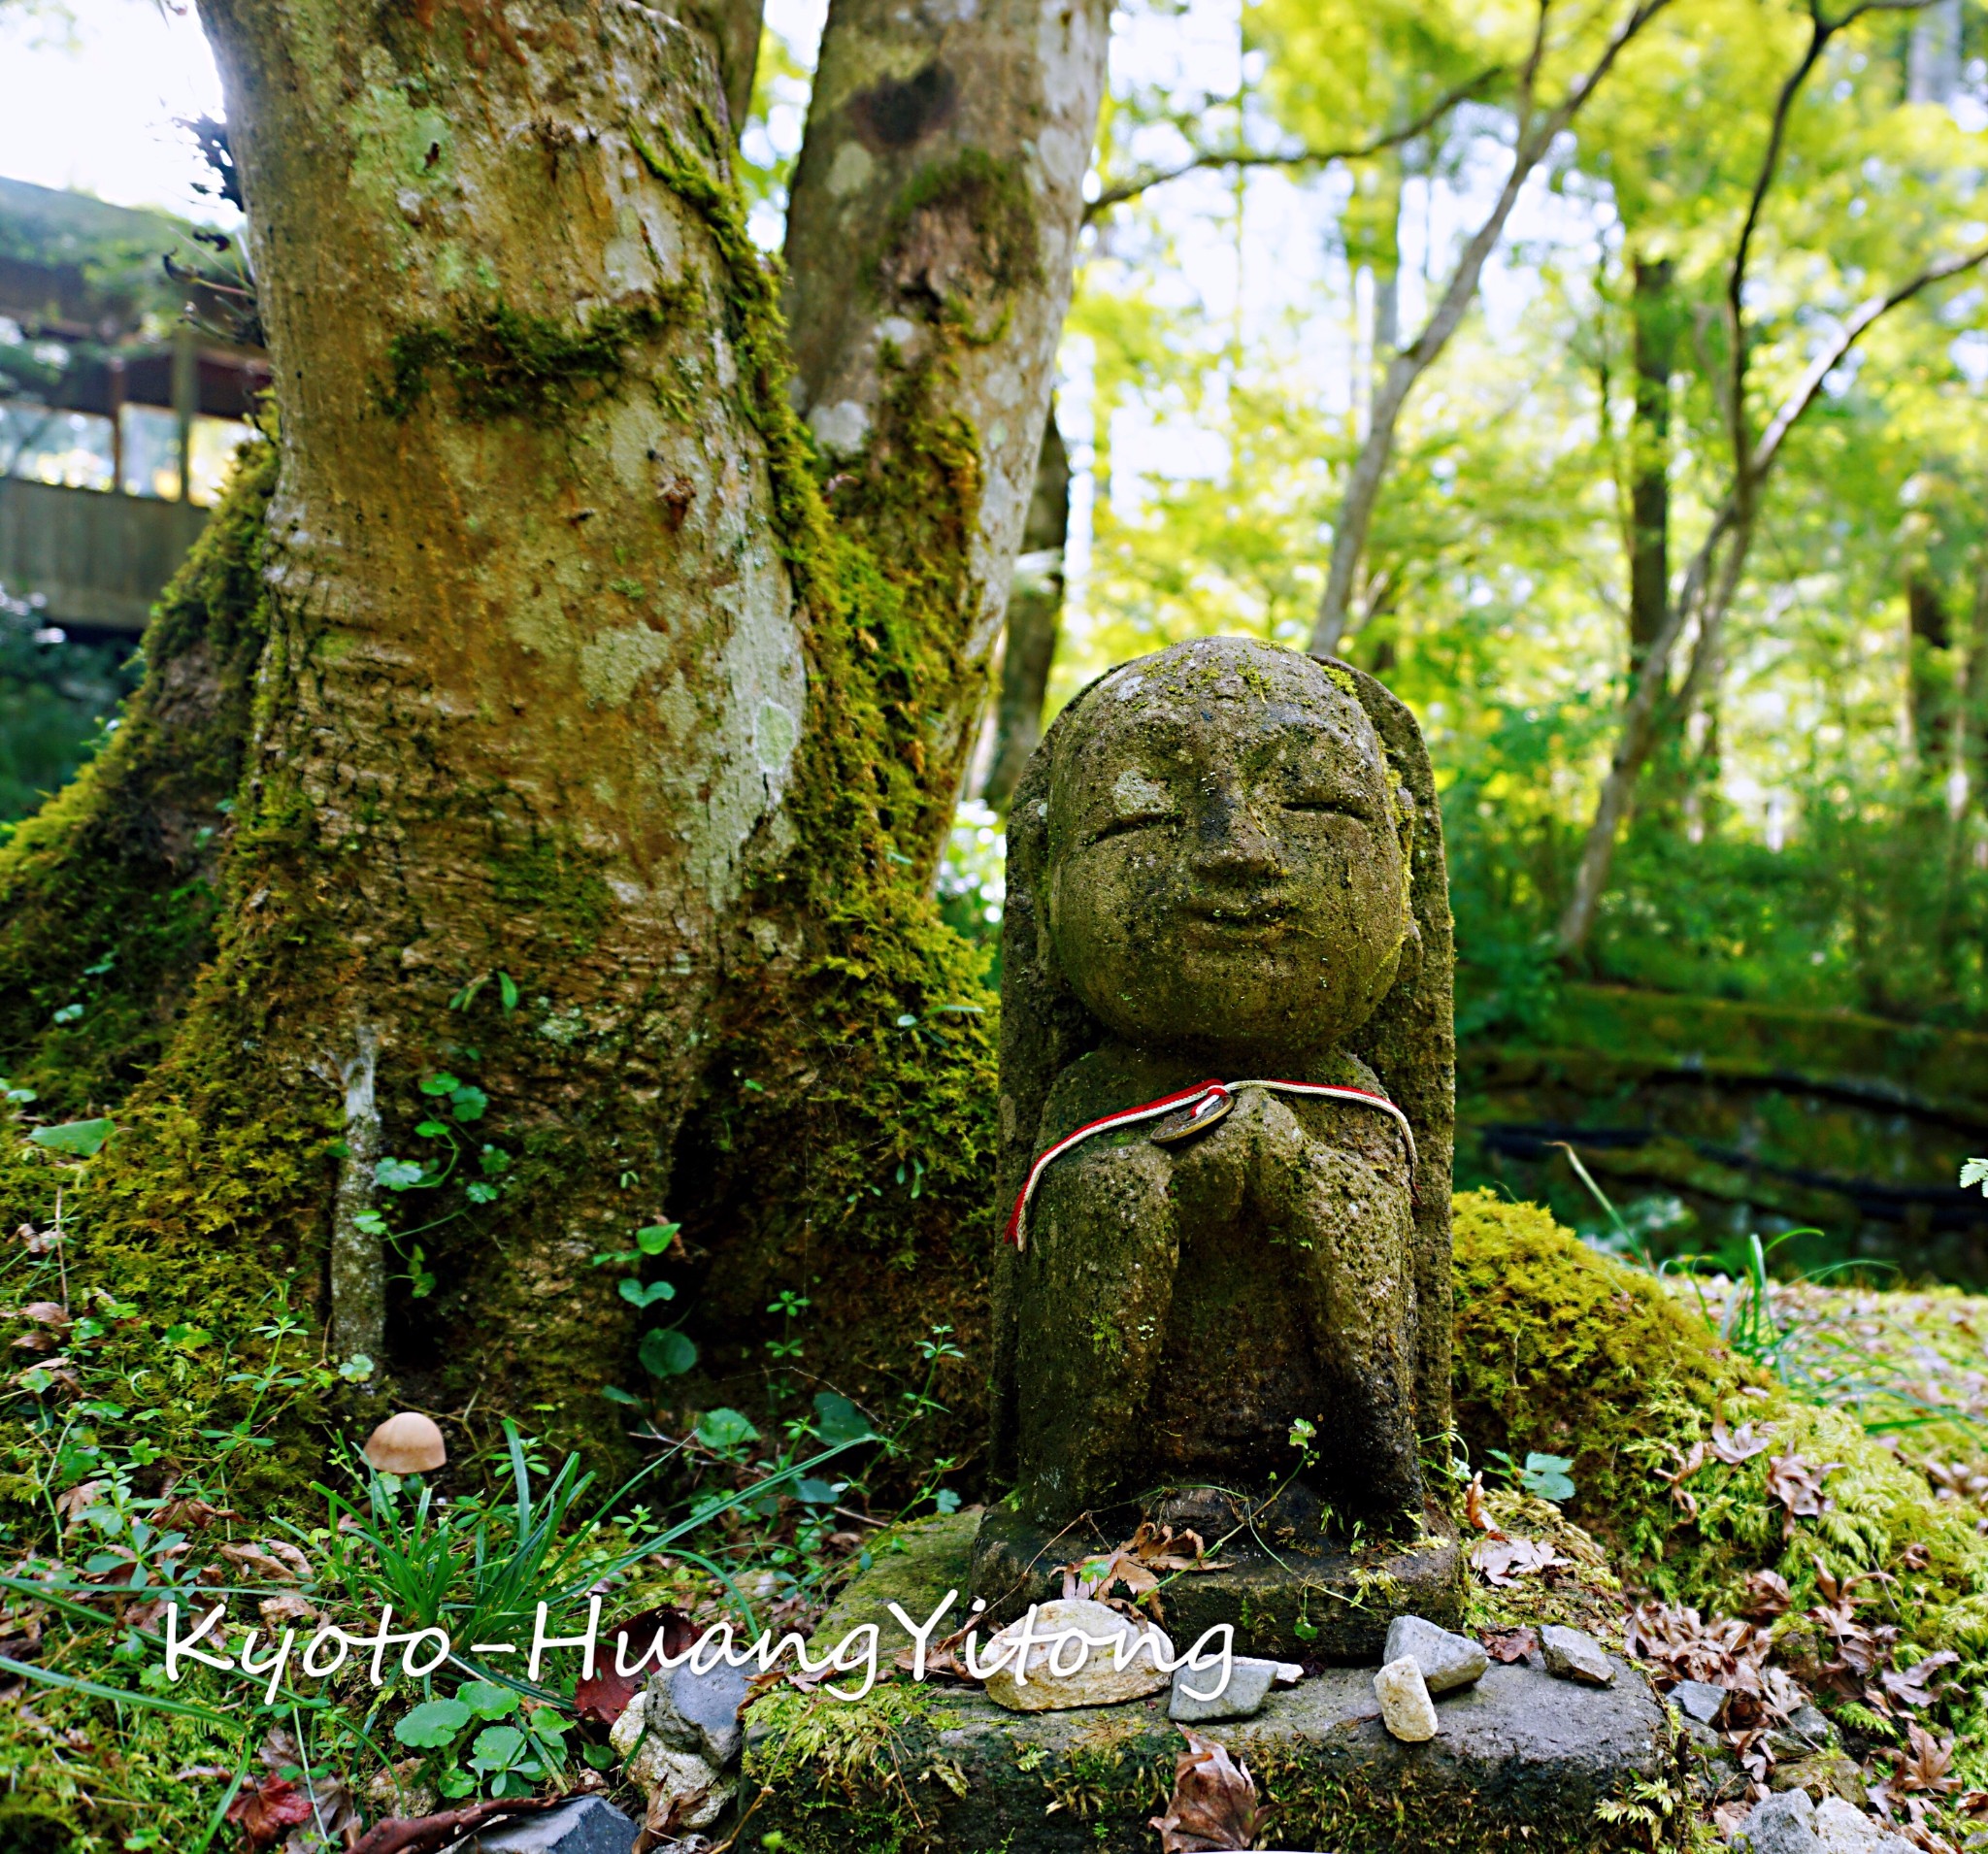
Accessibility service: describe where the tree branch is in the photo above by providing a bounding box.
[1083,66,1504,222]
[1555,233,1988,955]
[1308,0,1677,654]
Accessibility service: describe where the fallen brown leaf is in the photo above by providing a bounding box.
[1148,1727,1258,1853]
[217,1541,311,1583]
[224,1773,313,1851]
[1766,1454,1840,1539]
[1482,1627,1537,1664]
[1893,1722,1958,1797]
[1740,1569,1793,1621]
[1464,1473,1507,1539]
[1469,1536,1567,1588]
[1710,1422,1774,1466]
[572,1604,693,1726]
[1881,1651,1960,1712]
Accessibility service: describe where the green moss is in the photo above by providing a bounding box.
[1451,1188,1758,1539]
[627,120,1002,1473]
[0,443,276,1113]
[381,296,680,424]
[1452,1191,1988,1786]
[880,149,1042,316]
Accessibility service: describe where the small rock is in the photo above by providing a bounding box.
[1735,1789,1823,1854]
[612,1686,735,1832]
[1813,1796,1915,1854]
[1788,1704,1838,1745]
[1539,1625,1613,1686]
[982,1599,1174,1711]
[1772,1750,1868,1806]
[1373,1655,1439,1742]
[655,1660,754,1767]
[1383,1615,1488,1695]
[1671,1678,1728,1726]
[1169,1654,1282,1723]
[469,1797,639,1853]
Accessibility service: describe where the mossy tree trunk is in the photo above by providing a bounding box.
[0,0,1108,1477]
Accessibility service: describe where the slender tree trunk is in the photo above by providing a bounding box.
[1627,254,1673,669]
[1309,0,1675,656]
[984,412,1069,808]
[782,0,1109,852]
[1907,572,1957,784]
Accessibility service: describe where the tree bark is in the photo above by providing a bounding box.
[176,0,809,1402]
[983,411,1069,808]
[0,0,1109,1476]
[688,0,766,134]
[782,0,1109,847]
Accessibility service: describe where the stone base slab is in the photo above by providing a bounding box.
[739,1653,1673,1853]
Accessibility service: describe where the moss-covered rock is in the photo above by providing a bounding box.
[1451,1188,1758,1540]
[1451,1191,1988,1787]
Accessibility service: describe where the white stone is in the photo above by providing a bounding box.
[1374,1655,1439,1742]
[612,1689,735,1832]
[1383,1614,1488,1694]
[981,1598,1174,1712]
[1169,1654,1281,1724]
[1540,1624,1614,1685]
[1813,1797,1916,1854]
[1737,1790,1823,1854]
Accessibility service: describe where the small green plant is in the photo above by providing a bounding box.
[393,1678,568,1799]
[353,1066,512,1299]
[1488,1448,1576,1504]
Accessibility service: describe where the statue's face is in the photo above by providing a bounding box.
[1045,642,1410,1063]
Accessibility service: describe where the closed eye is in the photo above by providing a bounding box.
[1282,797,1375,821]
[1087,811,1180,846]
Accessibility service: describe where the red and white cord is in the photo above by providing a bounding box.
[1006,1077,1415,1249]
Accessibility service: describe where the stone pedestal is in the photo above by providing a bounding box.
[971,1505,1466,1662]
[749,1508,1673,1853]
[739,1655,1673,1854]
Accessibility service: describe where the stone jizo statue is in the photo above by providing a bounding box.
[977,637,1457,1653]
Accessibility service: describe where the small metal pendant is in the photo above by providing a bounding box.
[1148,1090,1232,1146]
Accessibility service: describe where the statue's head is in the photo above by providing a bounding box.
[1041,638,1412,1064]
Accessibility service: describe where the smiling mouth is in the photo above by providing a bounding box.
[1180,903,1298,937]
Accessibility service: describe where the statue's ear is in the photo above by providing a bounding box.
[1311,654,1455,1442]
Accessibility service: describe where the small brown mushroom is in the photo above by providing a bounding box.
[362,1410,447,1475]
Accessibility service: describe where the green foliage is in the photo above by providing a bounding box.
[0,602,138,831]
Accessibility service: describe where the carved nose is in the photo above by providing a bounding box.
[1190,792,1281,881]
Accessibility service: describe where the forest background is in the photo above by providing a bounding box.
[0,2,1986,1845]
[12,0,1987,1127]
